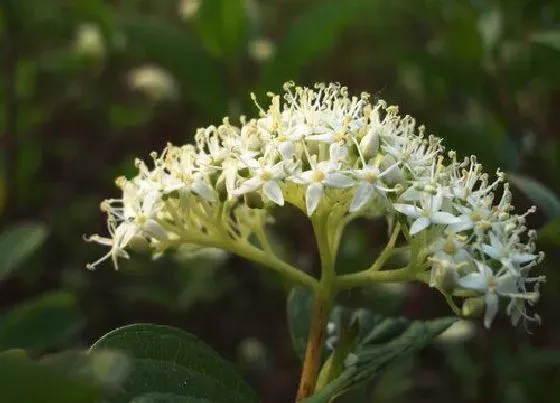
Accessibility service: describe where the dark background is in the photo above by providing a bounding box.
[1,0,560,402]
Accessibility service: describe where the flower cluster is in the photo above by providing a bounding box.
[86,82,545,328]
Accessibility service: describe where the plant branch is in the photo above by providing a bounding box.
[157,215,318,290]
[369,221,401,272]
[295,215,337,401]
[295,290,332,401]
[334,266,414,290]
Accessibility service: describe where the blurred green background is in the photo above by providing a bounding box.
[1,0,560,402]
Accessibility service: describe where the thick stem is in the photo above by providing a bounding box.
[334,266,414,290]
[295,216,336,401]
[295,290,332,401]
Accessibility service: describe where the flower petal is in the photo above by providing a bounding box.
[263,180,284,206]
[193,180,215,201]
[431,211,460,225]
[457,273,488,291]
[410,217,430,235]
[232,177,262,195]
[393,203,422,218]
[325,173,354,188]
[306,183,324,217]
[350,182,374,213]
[143,190,160,215]
[483,292,499,328]
[496,274,518,295]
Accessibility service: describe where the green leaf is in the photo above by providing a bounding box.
[287,286,316,360]
[90,323,258,403]
[117,16,227,116]
[530,31,560,52]
[303,316,456,403]
[0,291,84,352]
[131,393,213,402]
[507,173,560,219]
[0,349,100,403]
[194,0,248,60]
[260,0,364,89]
[0,221,48,281]
[288,287,381,363]
[538,218,560,246]
[41,350,131,391]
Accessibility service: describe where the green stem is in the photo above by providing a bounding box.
[334,266,415,290]
[226,238,318,290]
[369,222,400,272]
[295,290,332,401]
[295,215,337,401]
[444,293,462,316]
[157,217,318,291]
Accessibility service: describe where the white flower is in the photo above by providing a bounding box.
[482,231,537,275]
[457,261,536,328]
[394,191,460,235]
[73,23,105,56]
[178,0,201,20]
[232,158,286,206]
[248,38,275,62]
[86,82,545,331]
[349,163,394,213]
[291,161,354,216]
[128,65,176,100]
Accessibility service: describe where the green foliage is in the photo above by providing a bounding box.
[287,286,317,361]
[2,0,560,402]
[193,0,248,60]
[530,31,560,53]
[117,15,227,116]
[538,218,560,246]
[260,0,365,89]
[40,349,131,391]
[90,323,258,403]
[0,221,48,281]
[303,317,457,402]
[508,173,560,219]
[0,291,84,352]
[0,349,100,403]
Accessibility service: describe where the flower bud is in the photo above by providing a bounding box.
[433,262,457,293]
[128,236,150,251]
[216,178,229,202]
[359,127,380,159]
[244,192,264,209]
[436,320,476,344]
[462,297,484,318]
[379,155,403,185]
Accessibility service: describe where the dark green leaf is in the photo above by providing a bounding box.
[0,291,84,352]
[538,218,560,246]
[260,0,364,89]
[90,323,258,403]
[41,349,131,390]
[0,350,100,403]
[194,0,248,60]
[131,392,213,402]
[303,317,456,403]
[288,287,385,362]
[530,31,560,52]
[117,16,227,116]
[287,286,316,360]
[507,173,560,219]
[0,221,48,281]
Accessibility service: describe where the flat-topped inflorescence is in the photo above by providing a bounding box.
[86,82,545,329]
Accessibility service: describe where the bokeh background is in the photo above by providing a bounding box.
[1,0,560,402]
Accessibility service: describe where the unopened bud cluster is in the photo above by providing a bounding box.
[86,82,545,328]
